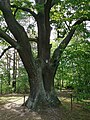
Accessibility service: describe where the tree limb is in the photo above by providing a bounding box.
[50,0,58,8]
[11,5,38,21]
[0,29,18,48]
[64,21,71,31]
[4,8,18,32]
[51,28,75,68]
[0,46,13,59]
[45,0,52,6]
[0,0,31,46]
[13,8,18,17]
[51,17,90,71]
[0,0,35,68]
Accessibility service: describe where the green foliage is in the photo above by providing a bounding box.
[0,60,29,94]
[16,67,29,93]
[35,3,44,13]
[55,37,90,100]
[50,0,90,43]
[11,0,33,7]
[0,72,12,94]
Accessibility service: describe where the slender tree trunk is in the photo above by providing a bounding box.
[6,53,11,85]
[12,49,17,92]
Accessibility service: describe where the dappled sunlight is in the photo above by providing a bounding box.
[60,97,71,103]
[0,95,43,120]
[31,112,42,120]
[0,96,26,114]
[0,93,90,120]
[4,103,21,110]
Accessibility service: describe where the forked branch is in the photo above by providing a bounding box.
[11,5,38,21]
[0,46,13,59]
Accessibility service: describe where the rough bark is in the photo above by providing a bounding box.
[25,63,47,110]
[24,58,61,110]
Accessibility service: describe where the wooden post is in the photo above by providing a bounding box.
[23,95,25,112]
[70,94,73,111]
[0,74,3,94]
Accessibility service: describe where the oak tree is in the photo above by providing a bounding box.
[0,0,90,110]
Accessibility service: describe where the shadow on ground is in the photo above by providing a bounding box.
[0,92,90,120]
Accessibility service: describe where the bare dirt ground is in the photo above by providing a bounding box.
[0,90,90,120]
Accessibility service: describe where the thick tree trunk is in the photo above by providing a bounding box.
[25,61,61,110]
[24,11,61,110]
[25,78,61,110]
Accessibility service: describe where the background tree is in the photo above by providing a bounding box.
[55,36,90,100]
[0,0,90,110]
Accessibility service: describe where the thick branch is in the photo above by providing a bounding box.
[0,46,12,58]
[51,28,75,68]
[45,0,52,8]
[11,5,38,21]
[0,0,35,59]
[0,0,36,75]
[0,29,18,48]
[51,17,90,70]
[4,8,18,32]
[0,0,30,44]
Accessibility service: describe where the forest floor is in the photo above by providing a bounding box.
[0,90,90,120]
